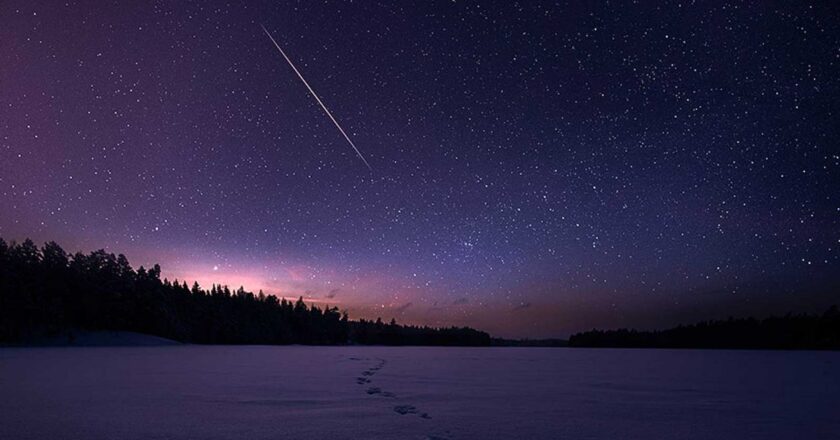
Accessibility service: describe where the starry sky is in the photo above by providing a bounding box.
[1,1,838,338]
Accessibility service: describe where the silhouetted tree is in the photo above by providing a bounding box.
[568,311,840,350]
[0,237,492,346]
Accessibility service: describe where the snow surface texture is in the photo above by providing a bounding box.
[20,330,180,347]
[1,346,838,439]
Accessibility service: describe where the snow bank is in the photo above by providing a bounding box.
[22,330,180,347]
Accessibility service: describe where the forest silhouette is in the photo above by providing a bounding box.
[0,238,490,346]
[2,238,837,349]
[569,308,840,350]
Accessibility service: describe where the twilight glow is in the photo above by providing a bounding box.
[1,1,837,338]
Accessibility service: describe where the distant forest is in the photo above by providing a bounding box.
[0,238,490,346]
[569,309,840,350]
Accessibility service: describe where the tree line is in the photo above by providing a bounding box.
[350,318,490,346]
[569,308,840,350]
[0,238,490,346]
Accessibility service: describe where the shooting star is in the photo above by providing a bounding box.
[261,24,373,171]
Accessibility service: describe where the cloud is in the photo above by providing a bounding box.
[394,302,413,314]
[513,302,531,311]
[428,301,444,312]
[452,297,469,305]
[325,288,340,299]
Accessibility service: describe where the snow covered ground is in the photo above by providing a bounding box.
[1,346,838,439]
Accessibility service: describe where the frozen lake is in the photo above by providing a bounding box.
[1,346,838,439]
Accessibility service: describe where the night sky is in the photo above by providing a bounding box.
[1,1,838,338]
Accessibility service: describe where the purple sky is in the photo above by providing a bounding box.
[1,1,838,337]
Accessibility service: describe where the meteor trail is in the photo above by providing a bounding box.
[261,24,373,171]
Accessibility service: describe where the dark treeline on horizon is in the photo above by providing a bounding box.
[0,238,490,346]
[569,309,840,350]
[351,318,490,346]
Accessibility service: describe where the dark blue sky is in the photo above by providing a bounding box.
[1,1,838,337]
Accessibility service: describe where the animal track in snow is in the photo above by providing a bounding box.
[366,387,396,397]
[352,357,433,422]
[393,405,418,415]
